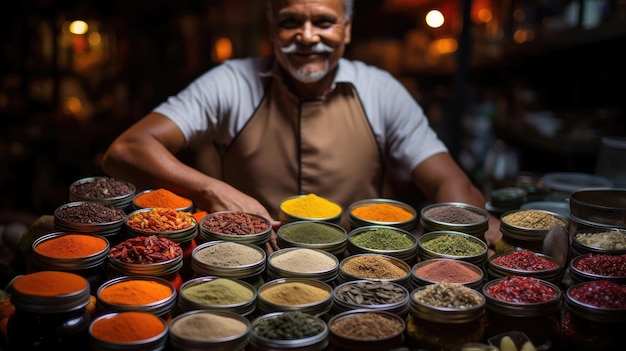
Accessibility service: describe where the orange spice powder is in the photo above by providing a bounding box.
[12,271,88,297]
[351,203,413,222]
[99,279,173,305]
[91,311,165,343]
[134,188,192,209]
[35,234,108,259]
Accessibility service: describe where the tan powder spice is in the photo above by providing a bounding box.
[341,255,407,279]
[502,209,565,229]
[270,248,336,272]
[170,312,247,341]
[260,281,330,305]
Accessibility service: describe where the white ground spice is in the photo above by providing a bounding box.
[170,312,247,340]
[194,241,263,266]
[270,248,336,272]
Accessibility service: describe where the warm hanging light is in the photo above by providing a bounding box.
[69,20,89,35]
[425,10,445,28]
[213,37,233,62]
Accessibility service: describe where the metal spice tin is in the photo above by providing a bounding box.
[417,231,488,267]
[327,309,406,351]
[568,253,626,284]
[347,225,417,265]
[248,311,328,351]
[420,202,489,240]
[198,211,271,247]
[337,253,412,289]
[125,208,198,244]
[411,258,484,291]
[348,198,417,232]
[131,188,194,213]
[96,275,177,319]
[168,310,250,351]
[570,227,626,256]
[32,231,110,271]
[332,279,410,318]
[191,240,266,281]
[267,247,339,284]
[276,220,348,256]
[256,278,334,317]
[278,194,343,226]
[69,176,136,210]
[89,312,169,351]
[54,201,126,238]
[176,276,257,317]
[487,251,563,284]
[498,209,569,254]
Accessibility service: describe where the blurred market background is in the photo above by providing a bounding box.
[1,0,625,229]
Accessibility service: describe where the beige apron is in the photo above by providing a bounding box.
[219,79,384,227]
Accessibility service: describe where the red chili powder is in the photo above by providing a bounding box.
[414,259,481,283]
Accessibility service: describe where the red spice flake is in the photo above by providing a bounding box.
[127,208,195,232]
[109,235,182,264]
[486,276,557,303]
[201,211,269,235]
[572,253,626,277]
[491,250,558,271]
[569,280,626,309]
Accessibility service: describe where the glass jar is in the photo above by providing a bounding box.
[561,280,626,351]
[482,276,562,350]
[6,271,92,351]
[405,282,485,351]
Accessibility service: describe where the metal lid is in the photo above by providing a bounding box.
[569,189,626,229]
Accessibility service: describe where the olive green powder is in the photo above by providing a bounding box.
[182,278,254,305]
[279,222,344,244]
[421,234,484,256]
[351,228,414,250]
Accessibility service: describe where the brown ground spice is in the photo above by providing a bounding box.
[502,209,565,228]
[341,255,407,279]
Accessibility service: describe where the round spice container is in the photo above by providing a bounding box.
[489,187,527,213]
[332,279,410,317]
[248,311,328,351]
[411,258,484,291]
[327,309,405,351]
[496,209,568,254]
[348,198,417,232]
[107,235,184,290]
[482,276,562,350]
[278,193,343,225]
[96,275,177,319]
[267,247,339,284]
[198,211,271,247]
[420,202,489,241]
[569,189,626,233]
[570,227,626,257]
[132,188,193,212]
[256,278,333,317]
[338,253,412,289]
[417,231,488,267]
[561,280,626,351]
[347,225,417,265]
[169,310,250,351]
[568,253,626,284]
[69,176,136,210]
[54,201,126,241]
[89,311,168,351]
[191,240,266,288]
[177,276,257,317]
[31,232,110,294]
[6,271,93,351]
[125,207,198,244]
[406,281,486,351]
[276,220,348,257]
[487,250,563,284]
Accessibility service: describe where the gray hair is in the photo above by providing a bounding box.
[267,0,353,20]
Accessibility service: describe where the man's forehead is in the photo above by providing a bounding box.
[269,0,345,16]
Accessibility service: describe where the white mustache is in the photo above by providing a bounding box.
[280,42,334,54]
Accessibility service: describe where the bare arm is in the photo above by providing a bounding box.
[102,112,277,223]
[411,152,501,251]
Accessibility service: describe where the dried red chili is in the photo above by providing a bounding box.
[485,276,556,303]
[572,253,626,277]
[491,250,558,271]
[201,211,269,236]
[127,208,195,232]
[109,235,182,264]
[569,280,626,309]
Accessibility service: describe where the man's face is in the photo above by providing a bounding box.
[269,0,351,84]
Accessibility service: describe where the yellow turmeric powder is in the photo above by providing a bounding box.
[280,193,342,219]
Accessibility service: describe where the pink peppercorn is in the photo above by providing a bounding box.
[572,253,626,277]
[491,250,558,271]
[568,280,626,309]
[485,276,557,303]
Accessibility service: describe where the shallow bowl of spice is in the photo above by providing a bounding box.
[338,253,412,289]
[278,193,343,226]
[327,309,406,351]
[348,198,417,232]
[568,253,626,284]
[177,276,257,317]
[420,202,489,240]
[191,240,266,287]
[347,225,417,265]
[276,220,348,257]
[332,279,410,317]
[132,188,193,212]
[248,311,328,351]
[198,210,272,247]
[70,176,136,210]
[487,250,563,284]
[256,277,334,317]
[417,231,488,267]
[497,208,568,254]
[564,280,626,324]
[54,201,126,238]
[169,310,251,351]
[267,247,339,284]
[96,275,177,319]
[411,258,484,291]
[89,311,169,351]
[571,226,626,257]
[125,207,198,244]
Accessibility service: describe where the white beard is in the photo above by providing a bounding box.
[281,42,334,83]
